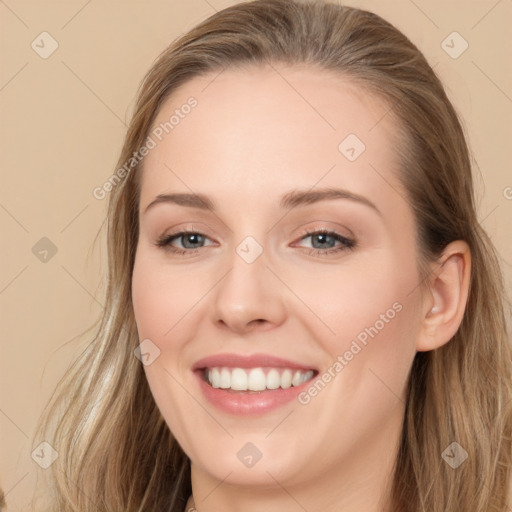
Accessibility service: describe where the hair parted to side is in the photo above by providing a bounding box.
[30,1,511,511]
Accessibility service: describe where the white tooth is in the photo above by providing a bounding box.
[231,368,248,390]
[219,368,231,389]
[266,369,281,389]
[300,370,314,384]
[210,367,313,391]
[248,368,267,391]
[280,369,292,389]
[292,370,302,387]
[210,368,221,388]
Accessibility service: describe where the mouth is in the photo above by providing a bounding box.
[199,366,318,392]
[191,353,319,414]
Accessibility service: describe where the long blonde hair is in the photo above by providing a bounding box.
[31,1,511,510]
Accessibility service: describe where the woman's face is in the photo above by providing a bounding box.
[132,64,424,495]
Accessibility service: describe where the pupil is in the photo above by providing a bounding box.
[313,233,334,249]
[184,234,202,248]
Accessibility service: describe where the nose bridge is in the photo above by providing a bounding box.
[210,233,286,332]
[220,234,269,309]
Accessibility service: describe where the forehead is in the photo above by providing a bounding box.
[139,64,405,211]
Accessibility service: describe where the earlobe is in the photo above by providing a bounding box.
[416,241,471,352]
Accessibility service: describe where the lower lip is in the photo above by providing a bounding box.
[194,370,316,415]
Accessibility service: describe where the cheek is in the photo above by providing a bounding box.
[131,251,200,341]
[131,268,171,339]
[295,251,421,410]
[295,295,419,459]
[294,251,419,353]
[131,253,200,437]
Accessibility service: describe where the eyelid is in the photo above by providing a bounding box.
[291,228,356,251]
[291,221,354,242]
[156,222,216,241]
[155,228,216,250]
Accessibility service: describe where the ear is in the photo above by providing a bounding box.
[416,240,471,352]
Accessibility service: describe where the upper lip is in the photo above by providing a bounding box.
[192,353,318,371]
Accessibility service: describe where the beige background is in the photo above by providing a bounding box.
[1,0,510,510]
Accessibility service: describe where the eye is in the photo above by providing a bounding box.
[155,230,214,255]
[293,229,356,256]
[155,228,356,257]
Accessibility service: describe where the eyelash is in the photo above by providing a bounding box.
[155,228,356,257]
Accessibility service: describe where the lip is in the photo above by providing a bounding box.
[192,353,318,416]
[192,352,318,371]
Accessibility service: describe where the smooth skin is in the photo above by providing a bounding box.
[131,64,471,512]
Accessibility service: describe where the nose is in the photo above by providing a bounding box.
[210,244,287,335]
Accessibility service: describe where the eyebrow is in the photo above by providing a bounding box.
[143,187,381,216]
